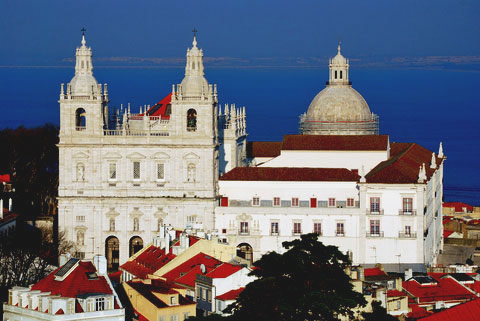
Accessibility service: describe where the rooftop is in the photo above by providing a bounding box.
[126,279,194,309]
[281,134,389,151]
[220,167,360,182]
[120,245,177,279]
[216,287,245,301]
[246,141,282,158]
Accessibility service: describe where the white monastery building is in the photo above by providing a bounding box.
[58,32,444,272]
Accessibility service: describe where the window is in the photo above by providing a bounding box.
[187,108,197,131]
[109,219,115,232]
[187,163,196,182]
[221,197,229,207]
[370,197,380,213]
[170,315,178,321]
[76,230,84,246]
[68,301,74,314]
[208,289,212,302]
[403,198,413,213]
[170,295,177,305]
[310,198,317,208]
[133,218,139,231]
[201,288,206,301]
[328,198,336,207]
[396,300,401,310]
[271,222,279,235]
[252,197,260,206]
[335,70,338,79]
[75,108,86,130]
[159,317,166,321]
[370,220,380,235]
[293,222,302,234]
[240,222,249,235]
[133,161,141,180]
[109,163,117,180]
[313,223,322,235]
[291,197,299,207]
[76,215,85,222]
[340,70,343,79]
[196,287,200,300]
[336,222,345,236]
[183,312,190,319]
[347,198,354,207]
[156,163,165,180]
[273,197,280,207]
[95,297,105,311]
[405,225,411,235]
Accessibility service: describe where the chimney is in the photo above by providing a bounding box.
[94,255,107,275]
[405,268,413,281]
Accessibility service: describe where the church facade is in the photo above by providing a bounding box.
[57,34,246,269]
[58,33,443,272]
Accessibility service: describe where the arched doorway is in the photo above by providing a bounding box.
[237,243,253,264]
[105,236,119,271]
[129,236,144,257]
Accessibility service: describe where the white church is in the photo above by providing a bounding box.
[58,33,444,272]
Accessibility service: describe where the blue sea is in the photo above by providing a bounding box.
[0,66,479,205]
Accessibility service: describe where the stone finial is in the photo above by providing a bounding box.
[418,164,427,183]
[430,152,436,169]
[60,83,64,95]
[224,104,229,116]
[360,166,366,183]
[337,41,341,54]
[438,142,444,158]
[417,166,424,183]
[104,83,108,95]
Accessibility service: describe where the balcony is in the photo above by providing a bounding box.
[76,126,86,131]
[239,229,250,236]
[399,232,417,238]
[335,232,345,237]
[366,231,384,237]
[366,209,384,215]
[270,230,280,236]
[398,209,417,216]
[292,230,302,235]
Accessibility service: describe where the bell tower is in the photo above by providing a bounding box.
[59,30,109,143]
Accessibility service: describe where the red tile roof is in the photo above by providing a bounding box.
[443,230,454,238]
[246,141,282,158]
[206,263,243,279]
[418,298,480,320]
[0,174,10,183]
[366,143,443,184]
[403,276,476,305]
[220,167,360,182]
[281,135,389,151]
[162,253,222,287]
[364,267,387,277]
[143,93,172,119]
[120,245,176,279]
[387,290,407,297]
[216,287,245,301]
[408,304,432,319]
[443,202,473,213]
[31,261,112,298]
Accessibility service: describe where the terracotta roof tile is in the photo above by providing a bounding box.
[246,141,282,158]
[31,261,112,298]
[142,93,172,119]
[162,253,222,287]
[216,287,245,301]
[127,279,194,309]
[281,135,389,151]
[120,245,176,278]
[443,202,473,213]
[403,275,476,304]
[387,290,407,297]
[364,267,387,277]
[205,263,243,279]
[418,297,480,320]
[220,167,360,182]
[366,143,444,184]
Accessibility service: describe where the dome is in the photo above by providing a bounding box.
[69,74,99,96]
[306,86,372,122]
[180,74,209,97]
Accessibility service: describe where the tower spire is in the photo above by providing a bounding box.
[81,28,87,46]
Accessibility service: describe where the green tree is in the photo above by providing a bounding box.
[225,233,366,321]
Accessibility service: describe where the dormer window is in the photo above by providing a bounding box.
[95,297,105,311]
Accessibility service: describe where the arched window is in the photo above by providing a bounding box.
[76,230,84,246]
[76,163,85,182]
[75,108,86,131]
[335,70,338,79]
[105,236,120,271]
[187,109,197,131]
[187,163,196,182]
[340,70,343,79]
[236,243,253,264]
[133,218,139,231]
[129,236,143,257]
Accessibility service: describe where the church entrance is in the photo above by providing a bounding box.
[129,236,144,257]
[105,236,120,271]
[236,243,253,264]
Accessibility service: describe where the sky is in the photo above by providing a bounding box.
[1,0,479,67]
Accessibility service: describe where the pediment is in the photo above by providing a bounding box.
[72,152,89,159]
[127,152,146,160]
[183,152,200,160]
[74,225,88,231]
[151,152,171,160]
[104,152,122,159]
[236,213,253,221]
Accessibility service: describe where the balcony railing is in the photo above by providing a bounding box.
[398,209,417,216]
[399,232,417,238]
[76,126,86,131]
[336,232,345,237]
[292,230,302,235]
[366,231,384,237]
[366,209,384,215]
[239,230,249,236]
[270,230,280,236]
